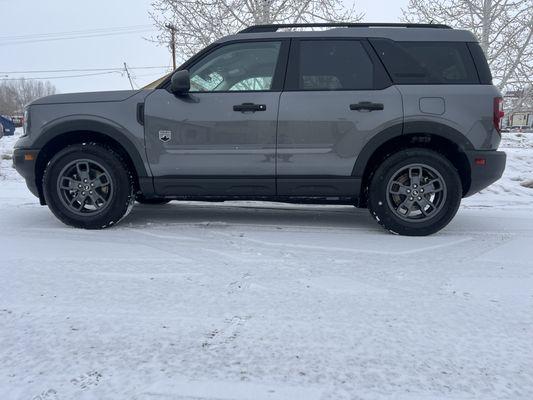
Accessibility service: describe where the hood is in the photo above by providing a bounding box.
[30,90,140,106]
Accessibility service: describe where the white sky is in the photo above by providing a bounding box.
[0,0,408,93]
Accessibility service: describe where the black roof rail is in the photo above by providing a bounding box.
[239,23,452,33]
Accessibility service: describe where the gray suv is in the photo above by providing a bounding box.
[13,23,506,235]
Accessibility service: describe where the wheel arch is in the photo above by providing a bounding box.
[354,122,473,207]
[34,119,153,204]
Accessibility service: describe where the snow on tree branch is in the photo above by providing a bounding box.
[149,0,363,61]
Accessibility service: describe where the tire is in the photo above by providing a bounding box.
[43,143,135,229]
[367,148,462,236]
[136,196,171,205]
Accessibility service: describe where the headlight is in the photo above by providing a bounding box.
[22,107,30,136]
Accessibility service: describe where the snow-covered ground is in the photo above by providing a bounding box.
[1,130,532,400]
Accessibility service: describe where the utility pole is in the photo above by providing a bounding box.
[165,23,177,70]
[123,62,134,90]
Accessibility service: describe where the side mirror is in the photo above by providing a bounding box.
[170,70,190,94]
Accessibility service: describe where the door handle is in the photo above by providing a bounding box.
[350,101,384,111]
[233,103,267,112]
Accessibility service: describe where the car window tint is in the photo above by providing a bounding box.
[188,42,281,92]
[297,40,374,90]
[371,40,479,84]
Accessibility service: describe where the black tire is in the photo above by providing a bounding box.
[136,196,171,205]
[43,143,135,229]
[367,148,462,236]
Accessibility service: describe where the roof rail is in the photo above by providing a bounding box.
[239,23,452,33]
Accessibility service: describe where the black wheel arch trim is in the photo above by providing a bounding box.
[35,116,150,179]
[351,121,475,177]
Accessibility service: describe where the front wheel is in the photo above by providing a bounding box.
[43,143,135,229]
[368,148,462,236]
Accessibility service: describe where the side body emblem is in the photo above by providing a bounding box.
[159,130,172,143]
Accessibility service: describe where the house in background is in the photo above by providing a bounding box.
[503,89,533,128]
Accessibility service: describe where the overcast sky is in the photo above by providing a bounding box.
[0,0,409,93]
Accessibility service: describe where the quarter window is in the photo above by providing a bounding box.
[371,40,479,84]
[188,42,281,92]
[297,40,374,90]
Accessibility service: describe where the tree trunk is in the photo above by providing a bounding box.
[480,0,492,54]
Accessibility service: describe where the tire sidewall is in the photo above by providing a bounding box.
[43,144,133,229]
[368,149,462,236]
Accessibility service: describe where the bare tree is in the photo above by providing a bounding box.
[402,0,533,94]
[150,0,363,62]
[0,79,57,115]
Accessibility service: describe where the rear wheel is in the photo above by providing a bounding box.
[367,148,462,236]
[43,143,135,229]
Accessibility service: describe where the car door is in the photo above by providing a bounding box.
[144,40,288,197]
[276,38,403,197]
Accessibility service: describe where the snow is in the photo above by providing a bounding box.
[1,129,532,400]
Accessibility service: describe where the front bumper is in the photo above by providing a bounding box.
[464,150,506,197]
[13,148,41,199]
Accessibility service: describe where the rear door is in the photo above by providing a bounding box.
[144,40,288,197]
[276,38,403,197]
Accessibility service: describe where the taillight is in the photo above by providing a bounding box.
[493,97,504,134]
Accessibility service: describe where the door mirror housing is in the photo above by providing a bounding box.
[170,70,190,94]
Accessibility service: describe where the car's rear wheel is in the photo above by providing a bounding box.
[367,148,462,236]
[136,195,171,205]
[43,143,135,229]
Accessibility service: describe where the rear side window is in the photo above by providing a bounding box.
[370,39,479,84]
[467,42,492,84]
[296,40,374,90]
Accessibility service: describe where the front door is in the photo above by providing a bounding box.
[144,40,288,197]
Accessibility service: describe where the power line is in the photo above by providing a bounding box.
[0,71,124,81]
[0,66,170,74]
[0,29,155,46]
[0,25,153,40]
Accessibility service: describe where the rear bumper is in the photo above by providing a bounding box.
[464,150,506,197]
[13,148,40,199]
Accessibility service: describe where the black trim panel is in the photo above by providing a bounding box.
[464,150,506,197]
[351,121,474,177]
[403,121,474,150]
[153,176,361,199]
[13,149,40,199]
[277,177,360,197]
[155,177,275,197]
[35,119,149,178]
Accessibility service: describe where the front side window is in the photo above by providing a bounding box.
[188,41,281,92]
[297,40,374,90]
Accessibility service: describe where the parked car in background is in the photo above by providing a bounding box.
[0,115,15,136]
[10,115,24,128]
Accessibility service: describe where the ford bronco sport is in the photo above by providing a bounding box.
[13,23,506,235]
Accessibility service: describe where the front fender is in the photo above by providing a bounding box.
[34,115,150,178]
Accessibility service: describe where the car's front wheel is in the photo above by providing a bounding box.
[367,148,462,236]
[43,143,135,229]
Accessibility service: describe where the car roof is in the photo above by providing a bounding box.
[217,24,477,44]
